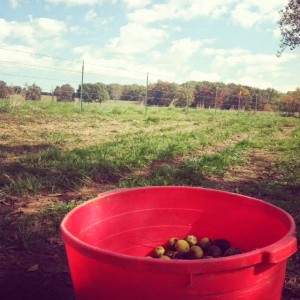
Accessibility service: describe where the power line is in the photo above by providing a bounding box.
[0,46,79,63]
[0,46,147,75]
[0,47,194,85]
[0,59,146,83]
[148,72,186,83]
[0,60,81,74]
[84,71,146,82]
[0,72,79,84]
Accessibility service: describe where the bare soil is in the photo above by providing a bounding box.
[0,113,299,300]
[1,152,299,300]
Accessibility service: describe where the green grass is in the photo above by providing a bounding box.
[0,201,81,252]
[0,99,299,211]
[1,100,299,200]
[120,138,253,187]
[0,99,11,113]
[0,100,299,299]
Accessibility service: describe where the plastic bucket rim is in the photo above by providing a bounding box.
[60,186,297,273]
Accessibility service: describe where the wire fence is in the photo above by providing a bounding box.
[0,47,285,114]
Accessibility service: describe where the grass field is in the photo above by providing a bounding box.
[0,99,299,299]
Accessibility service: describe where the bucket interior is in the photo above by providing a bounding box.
[63,187,293,257]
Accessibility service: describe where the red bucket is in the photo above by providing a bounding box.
[60,186,297,299]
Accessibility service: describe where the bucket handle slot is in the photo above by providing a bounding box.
[262,236,297,264]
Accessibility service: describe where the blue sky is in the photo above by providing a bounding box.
[0,0,299,92]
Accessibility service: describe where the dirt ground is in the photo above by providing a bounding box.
[0,154,299,300]
[0,114,299,299]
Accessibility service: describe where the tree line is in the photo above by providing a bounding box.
[0,79,299,115]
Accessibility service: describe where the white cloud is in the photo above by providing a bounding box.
[0,44,57,73]
[188,70,221,83]
[1,45,46,63]
[204,47,297,69]
[126,0,288,30]
[271,28,281,39]
[71,46,149,82]
[0,42,82,91]
[225,76,272,89]
[69,25,82,34]
[203,46,299,89]
[150,38,210,72]
[230,0,289,28]
[128,0,238,24]
[9,0,21,8]
[169,38,202,59]
[0,19,10,42]
[46,0,151,7]
[2,0,297,93]
[45,0,103,5]
[231,4,262,28]
[0,17,67,46]
[105,22,168,55]
[121,0,151,9]
[84,9,114,26]
[85,9,98,22]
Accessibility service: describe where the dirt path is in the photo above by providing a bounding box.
[0,127,299,300]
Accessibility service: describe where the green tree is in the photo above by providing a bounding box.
[25,84,42,101]
[173,84,194,108]
[121,84,146,102]
[12,86,22,94]
[266,88,281,111]
[53,86,61,100]
[221,84,251,110]
[147,81,178,106]
[281,88,300,115]
[54,84,75,102]
[278,0,300,56]
[257,88,280,111]
[192,85,215,108]
[107,83,123,100]
[0,80,10,99]
[77,83,109,103]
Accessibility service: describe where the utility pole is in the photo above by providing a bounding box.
[214,86,219,113]
[144,72,149,114]
[238,90,241,113]
[255,94,258,112]
[185,82,190,114]
[80,60,84,114]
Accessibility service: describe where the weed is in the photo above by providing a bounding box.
[1,100,299,200]
[0,100,11,113]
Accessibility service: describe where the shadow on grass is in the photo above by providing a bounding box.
[0,134,299,299]
[0,144,54,156]
[0,143,125,200]
[0,172,299,300]
[0,203,79,300]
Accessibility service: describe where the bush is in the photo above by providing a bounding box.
[0,81,10,99]
[25,84,42,101]
[54,84,75,102]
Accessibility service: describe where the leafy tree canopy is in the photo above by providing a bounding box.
[25,84,42,101]
[278,0,300,56]
[281,87,300,115]
[0,80,10,99]
[121,84,146,101]
[77,83,110,103]
[54,84,75,102]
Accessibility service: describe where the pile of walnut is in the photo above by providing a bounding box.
[148,235,241,260]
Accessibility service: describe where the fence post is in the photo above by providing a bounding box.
[255,94,258,112]
[214,86,219,113]
[144,72,149,114]
[80,60,84,114]
[51,87,54,103]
